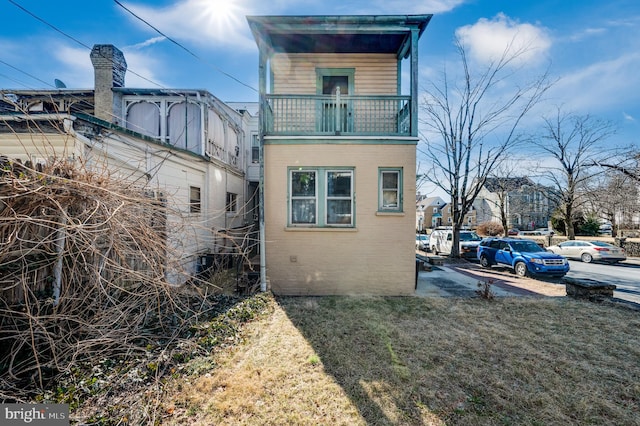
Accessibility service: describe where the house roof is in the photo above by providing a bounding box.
[417,196,446,209]
[246,15,432,58]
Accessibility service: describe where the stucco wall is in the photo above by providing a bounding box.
[263,141,417,295]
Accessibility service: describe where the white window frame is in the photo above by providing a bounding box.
[189,186,201,214]
[378,168,402,212]
[288,167,354,227]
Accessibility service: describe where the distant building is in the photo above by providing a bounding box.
[473,177,554,230]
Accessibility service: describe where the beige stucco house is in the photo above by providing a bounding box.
[247,15,432,295]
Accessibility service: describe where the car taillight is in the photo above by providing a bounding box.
[593,247,609,251]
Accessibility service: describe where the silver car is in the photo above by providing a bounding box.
[546,240,626,263]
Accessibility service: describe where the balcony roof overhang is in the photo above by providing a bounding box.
[247,15,432,58]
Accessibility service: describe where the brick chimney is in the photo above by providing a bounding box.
[90,44,127,124]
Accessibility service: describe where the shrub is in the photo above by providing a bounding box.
[477,221,504,236]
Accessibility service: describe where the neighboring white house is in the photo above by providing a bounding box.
[0,44,258,280]
[473,177,554,230]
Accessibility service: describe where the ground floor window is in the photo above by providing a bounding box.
[190,186,201,213]
[226,192,237,212]
[379,168,402,212]
[289,167,354,227]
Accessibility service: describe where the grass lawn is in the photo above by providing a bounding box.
[163,294,640,425]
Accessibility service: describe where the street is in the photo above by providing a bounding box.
[566,260,640,305]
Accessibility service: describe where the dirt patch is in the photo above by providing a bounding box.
[446,261,567,297]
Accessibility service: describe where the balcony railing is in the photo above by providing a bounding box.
[264,94,411,136]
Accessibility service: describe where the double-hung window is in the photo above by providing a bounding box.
[379,168,402,212]
[289,167,354,227]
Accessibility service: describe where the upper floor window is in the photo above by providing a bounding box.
[289,167,354,227]
[379,168,402,212]
[433,207,438,213]
[168,101,201,153]
[125,101,160,138]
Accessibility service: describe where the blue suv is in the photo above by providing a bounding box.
[477,237,569,278]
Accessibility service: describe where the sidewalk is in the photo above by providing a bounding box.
[415,255,567,298]
[415,254,640,299]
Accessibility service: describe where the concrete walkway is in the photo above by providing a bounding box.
[416,264,526,298]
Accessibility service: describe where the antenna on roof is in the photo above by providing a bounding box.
[54,79,67,88]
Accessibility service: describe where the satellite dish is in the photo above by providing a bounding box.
[54,79,67,88]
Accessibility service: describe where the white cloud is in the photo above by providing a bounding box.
[623,112,635,122]
[49,43,166,90]
[568,27,607,42]
[366,0,466,14]
[455,13,552,66]
[119,49,166,88]
[51,45,94,89]
[549,52,640,115]
[121,0,256,51]
[126,36,167,50]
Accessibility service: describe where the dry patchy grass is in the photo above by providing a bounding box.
[165,295,640,425]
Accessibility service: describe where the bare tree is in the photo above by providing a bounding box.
[532,109,615,239]
[419,39,551,257]
[593,149,640,182]
[585,170,638,237]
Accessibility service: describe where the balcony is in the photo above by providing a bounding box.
[264,94,412,137]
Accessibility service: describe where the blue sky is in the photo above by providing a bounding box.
[1,0,639,189]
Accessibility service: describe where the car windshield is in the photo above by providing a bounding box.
[460,232,481,241]
[510,241,545,253]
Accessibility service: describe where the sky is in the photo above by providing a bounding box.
[1,0,639,198]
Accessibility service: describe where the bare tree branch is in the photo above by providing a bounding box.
[419,37,553,256]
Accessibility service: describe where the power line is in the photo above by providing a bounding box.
[112,0,257,93]
[0,59,53,89]
[7,0,169,92]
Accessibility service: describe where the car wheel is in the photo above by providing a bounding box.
[581,253,593,263]
[514,262,528,277]
[480,255,491,268]
[431,247,438,255]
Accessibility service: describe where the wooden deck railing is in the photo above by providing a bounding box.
[264,94,411,136]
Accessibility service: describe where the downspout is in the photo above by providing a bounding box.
[258,47,267,292]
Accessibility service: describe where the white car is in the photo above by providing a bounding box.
[534,228,554,236]
[416,234,429,251]
[546,240,626,263]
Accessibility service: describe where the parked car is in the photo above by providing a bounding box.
[546,240,626,263]
[429,228,482,258]
[518,230,542,236]
[598,223,612,235]
[507,228,520,236]
[477,237,570,277]
[416,234,429,251]
[535,228,554,236]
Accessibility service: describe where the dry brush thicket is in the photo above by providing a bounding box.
[0,156,254,406]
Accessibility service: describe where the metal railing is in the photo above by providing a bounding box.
[265,94,411,136]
